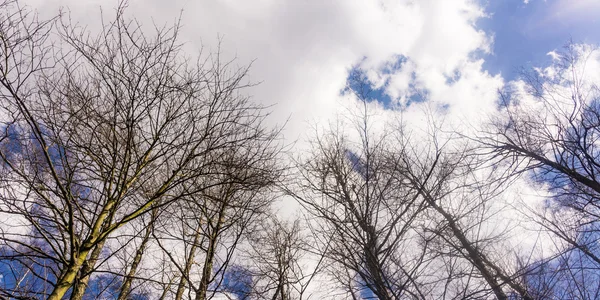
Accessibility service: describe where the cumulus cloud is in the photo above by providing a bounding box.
[22,0,509,251]
[23,0,600,294]
[23,0,500,145]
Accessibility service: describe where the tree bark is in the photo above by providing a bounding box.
[175,224,202,300]
[117,211,156,300]
[48,249,91,300]
[69,240,107,300]
[196,200,227,300]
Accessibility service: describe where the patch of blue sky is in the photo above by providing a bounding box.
[0,122,68,173]
[524,224,600,298]
[343,0,600,109]
[359,285,377,300]
[220,265,253,300]
[345,149,367,179]
[0,250,59,297]
[341,62,394,108]
[342,55,429,109]
[1,124,23,155]
[478,0,600,81]
[444,69,462,85]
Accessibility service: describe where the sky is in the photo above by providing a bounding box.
[20,0,599,229]
[22,0,600,145]
[480,0,600,80]
[6,1,600,298]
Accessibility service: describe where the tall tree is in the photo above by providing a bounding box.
[291,69,538,298]
[290,100,434,299]
[0,1,282,298]
[480,43,600,299]
[243,215,324,300]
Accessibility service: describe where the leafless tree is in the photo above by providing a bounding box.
[478,43,600,299]
[242,215,324,300]
[289,97,437,299]
[289,68,537,298]
[0,1,282,299]
[396,131,534,300]
[153,156,281,300]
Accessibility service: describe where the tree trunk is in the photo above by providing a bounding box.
[117,211,156,300]
[363,232,392,300]
[175,224,202,300]
[196,231,218,300]
[48,249,91,300]
[68,240,106,300]
[195,202,227,300]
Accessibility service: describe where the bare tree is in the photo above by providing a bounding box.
[290,68,537,298]
[152,144,281,300]
[397,133,534,300]
[242,215,324,300]
[0,1,282,299]
[289,97,436,299]
[479,43,600,299]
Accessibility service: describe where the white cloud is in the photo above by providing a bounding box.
[23,0,497,145]
[547,50,560,61]
[19,0,583,297]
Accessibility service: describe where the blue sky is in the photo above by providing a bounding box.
[480,0,600,80]
[10,1,600,298]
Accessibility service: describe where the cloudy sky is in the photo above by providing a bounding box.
[7,1,599,297]
[25,0,600,143]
